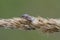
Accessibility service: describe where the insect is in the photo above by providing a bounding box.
[21,14,60,33]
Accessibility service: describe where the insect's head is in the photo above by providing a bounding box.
[21,14,32,22]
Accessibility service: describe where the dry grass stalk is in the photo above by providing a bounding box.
[0,14,60,33]
[0,17,33,30]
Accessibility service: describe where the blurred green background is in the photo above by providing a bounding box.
[0,0,60,40]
